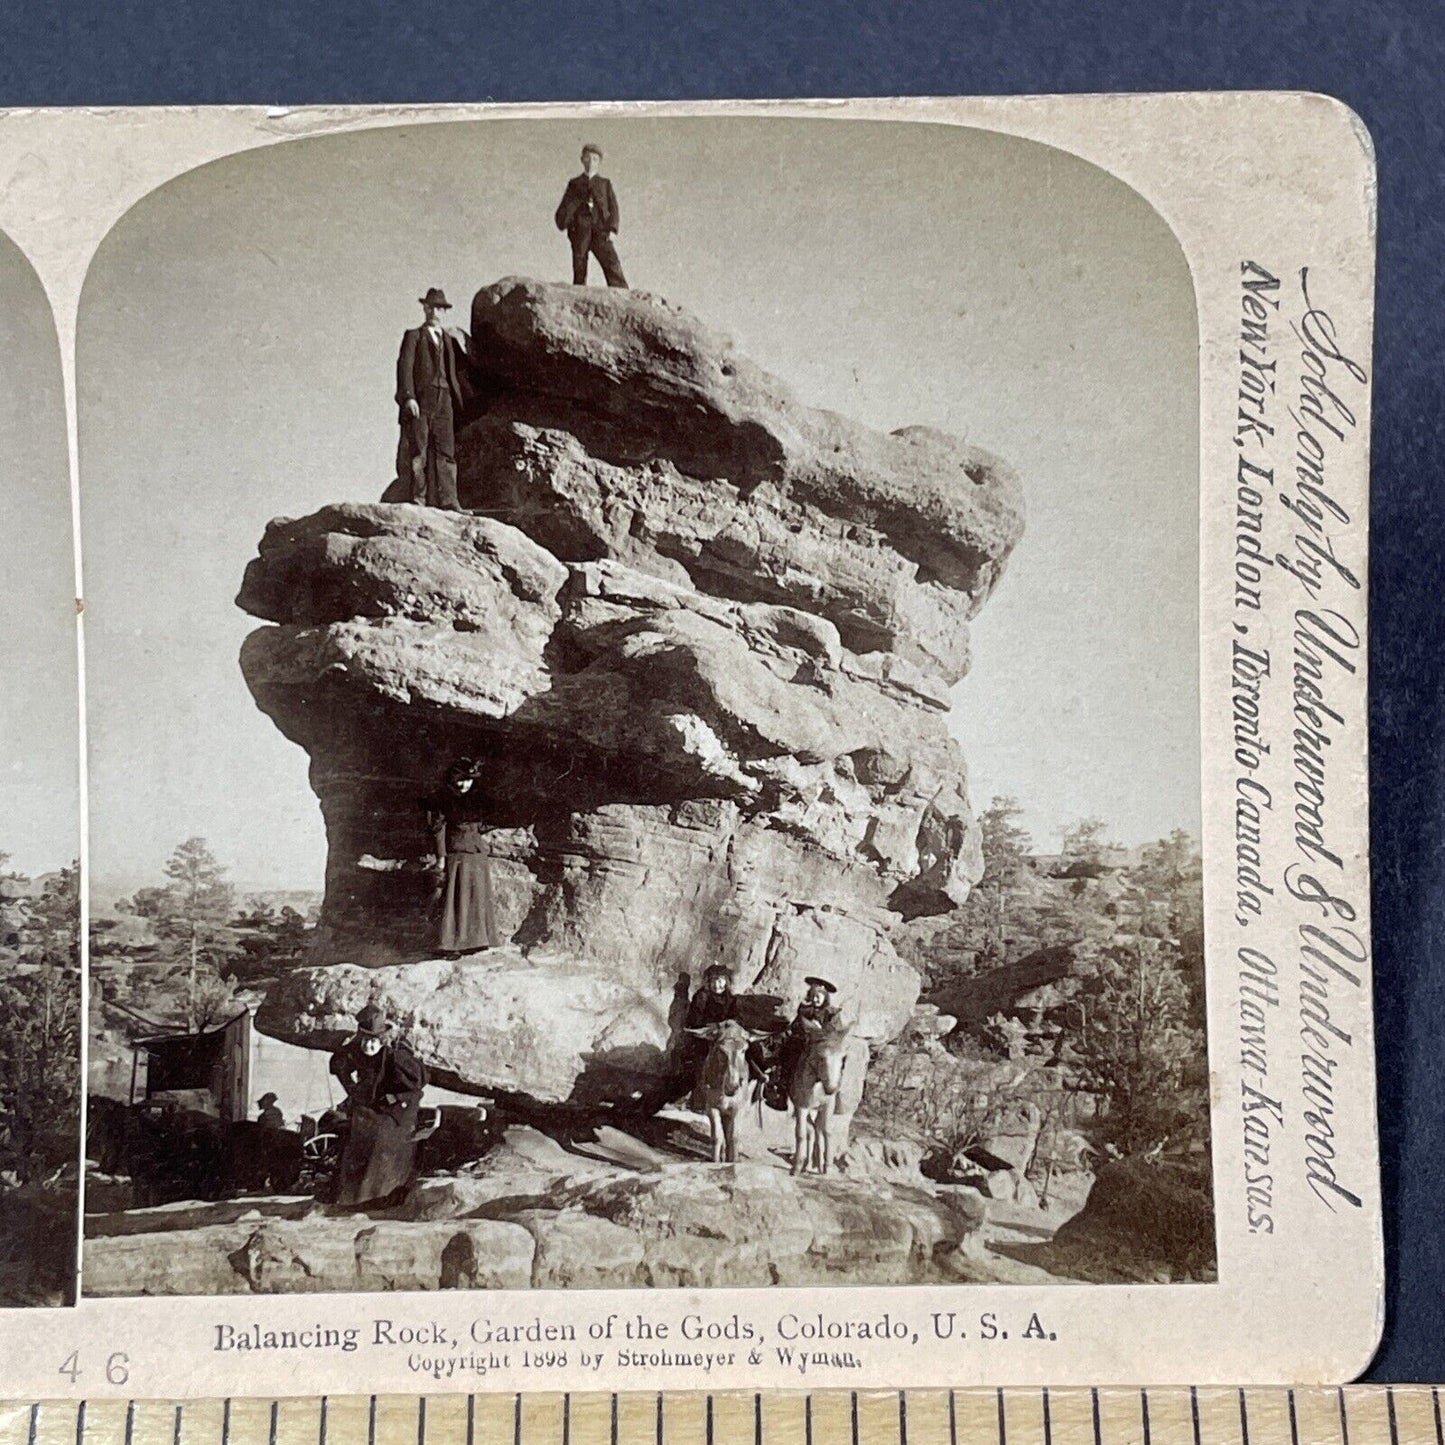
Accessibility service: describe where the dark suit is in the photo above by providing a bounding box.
[554,174,628,288]
[395,325,466,508]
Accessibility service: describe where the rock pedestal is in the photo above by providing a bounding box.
[240,279,1023,1105]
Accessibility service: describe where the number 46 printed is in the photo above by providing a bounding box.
[58,1352,130,1387]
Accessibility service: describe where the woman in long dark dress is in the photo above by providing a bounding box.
[327,1003,427,1208]
[425,758,502,955]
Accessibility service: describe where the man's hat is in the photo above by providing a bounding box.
[257,1092,278,1108]
[580,143,603,160]
[355,1002,387,1036]
[704,963,731,983]
[803,976,837,995]
[419,287,452,309]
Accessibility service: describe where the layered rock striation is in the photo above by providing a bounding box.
[240,279,1023,1105]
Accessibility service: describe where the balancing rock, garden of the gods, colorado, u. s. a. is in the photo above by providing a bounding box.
[238,278,1025,1107]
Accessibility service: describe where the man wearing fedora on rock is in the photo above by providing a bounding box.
[395,288,466,509]
[554,144,628,288]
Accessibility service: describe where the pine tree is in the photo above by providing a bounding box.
[154,838,238,1031]
[1131,830,1206,1030]
[1061,816,1110,866]
[1075,936,1205,1156]
[976,797,1034,956]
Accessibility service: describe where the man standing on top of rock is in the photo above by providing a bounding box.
[555,144,628,289]
[395,288,466,510]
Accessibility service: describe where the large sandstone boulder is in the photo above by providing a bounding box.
[239,279,1023,1106]
[466,279,1024,666]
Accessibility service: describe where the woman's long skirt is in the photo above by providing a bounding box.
[438,851,500,953]
[333,1101,419,1208]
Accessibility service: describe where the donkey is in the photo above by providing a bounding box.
[788,1022,866,1176]
[686,1019,765,1164]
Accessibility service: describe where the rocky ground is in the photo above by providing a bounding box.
[82,1110,1089,1297]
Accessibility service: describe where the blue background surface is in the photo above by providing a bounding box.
[3,0,1439,1381]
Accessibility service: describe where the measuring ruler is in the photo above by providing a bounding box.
[0,1389,1437,1445]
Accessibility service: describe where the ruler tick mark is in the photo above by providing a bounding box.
[40,1383,1445,1445]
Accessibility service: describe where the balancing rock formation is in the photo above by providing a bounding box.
[240,279,1024,1106]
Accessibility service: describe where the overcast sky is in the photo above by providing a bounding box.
[74,116,1199,892]
[0,231,78,877]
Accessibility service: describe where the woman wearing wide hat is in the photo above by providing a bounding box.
[674,963,740,1102]
[685,963,740,1032]
[327,1002,428,1209]
[772,976,841,1107]
[424,757,502,955]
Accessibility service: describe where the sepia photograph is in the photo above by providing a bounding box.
[0,230,83,1307]
[76,114,1211,1299]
